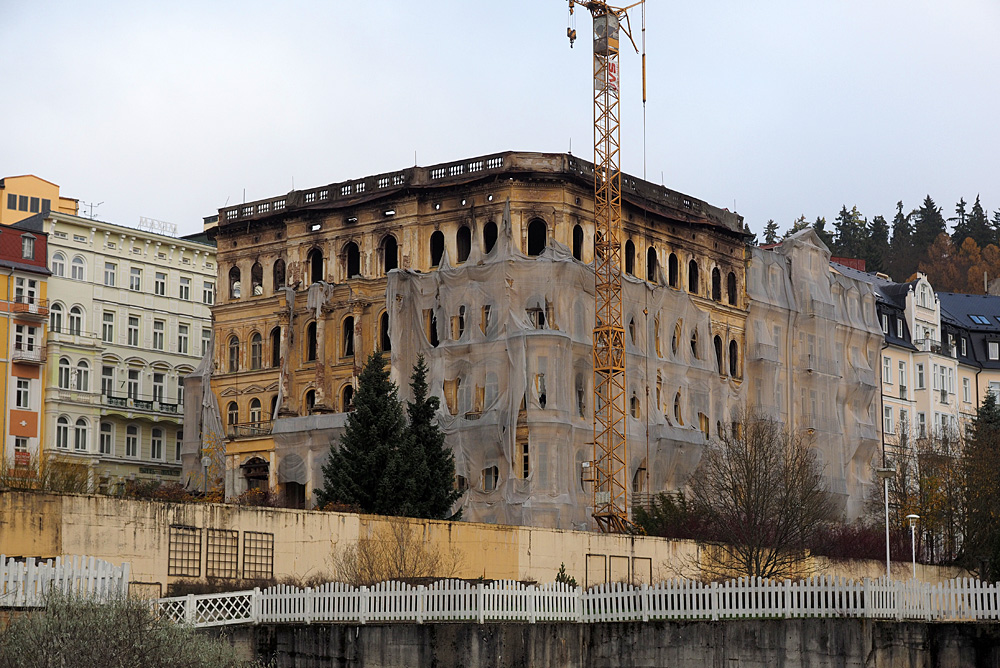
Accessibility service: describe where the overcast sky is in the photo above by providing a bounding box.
[2,1,997,239]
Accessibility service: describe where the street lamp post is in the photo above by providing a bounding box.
[906,514,920,580]
[876,467,895,580]
[201,455,211,498]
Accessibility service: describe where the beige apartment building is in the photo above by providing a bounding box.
[17,209,215,490]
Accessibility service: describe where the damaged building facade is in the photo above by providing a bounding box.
[189,151,879,528]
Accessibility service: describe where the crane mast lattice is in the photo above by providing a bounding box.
[568,0,644,533]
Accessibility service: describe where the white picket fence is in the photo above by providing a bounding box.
[156,575,1000,628]
[0,555,131,607]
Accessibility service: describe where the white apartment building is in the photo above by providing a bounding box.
[36,211,215,490]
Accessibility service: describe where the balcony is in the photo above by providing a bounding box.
[751,343,779,363]
[102,394,181,415]
[228,421,274,439]
[12,296,48,319]
[12,343,45,364]
[914,338,955,358]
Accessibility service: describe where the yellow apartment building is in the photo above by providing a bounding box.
[0,175,78,226]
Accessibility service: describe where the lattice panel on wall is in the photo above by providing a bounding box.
[242,531,274,579]
[206,529,239,578]
[168,525,202,577]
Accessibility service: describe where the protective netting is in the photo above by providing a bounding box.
[389,202,748,529]
[746,229,881,518]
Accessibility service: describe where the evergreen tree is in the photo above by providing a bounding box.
[812,216,834,249]
[962,195,995,249]
[864,214,891,274]
[404,355,462,519]
[832,205,866,259]
[763,219,779,245]
[963,392,1000,579]
[783,215,810,239]
[912,195,946,256]
[316,351,406,513]
[950,197,970,245]
[888,201,915,280]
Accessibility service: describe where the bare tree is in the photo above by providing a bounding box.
[333,517,458,586]
[689,408,835,579]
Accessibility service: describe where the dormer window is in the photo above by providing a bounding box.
[21,234,35,260]
[895,318,903,338]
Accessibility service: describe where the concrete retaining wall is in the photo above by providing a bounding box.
[223,619,1000,668]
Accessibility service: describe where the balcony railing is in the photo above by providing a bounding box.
[12,343,45,364]
[12,296,48,317]
[102,394,181,414]
[227,421,274,439]
[914,338,955,357]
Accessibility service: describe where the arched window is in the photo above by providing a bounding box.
[270,327,281,367]
[712,267,721,301]
[573,225,584,261]
[379,312,391,352]
[688,259,699,294]
[342,385,354,412]
[628,317,636,344]
[304,390,316,414]
[344,242,360,278]
[729,340,739,378]
[483,222,498,255]
[714,335,724,374]
[227,401,239,426]
[305,322,317,362]
[382,235,398,274]
[646,247,657,282]
[58,357,71,389]
[68,306,83,336]
[229,266,241,299]
[673,391,683,425]
[307,247,324,284]
[250,333,263,370]
[228,335,240,372]
[52,252,66,277]
[269,395,278,419]
[249,398,262,425]
[727,271,738,306]
[71,256,85,281]
[50,302,63,333]
[456,226,471,263]
[343,316,355,357]
[272,258,286,292]
[527,219,547,256]
[690,329,699,359]
[251,262,264,296]
[56,416,70,449]
[668,253,678,288]
[76,360,90,391]
[430,231,445,267]
[74,418,89,452]
[624,239,635,275]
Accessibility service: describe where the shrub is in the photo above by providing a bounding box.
[0,592,266,667]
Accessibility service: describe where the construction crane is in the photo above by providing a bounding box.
[568,0,645,533]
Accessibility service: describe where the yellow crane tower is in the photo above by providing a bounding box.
[567,0,645,533]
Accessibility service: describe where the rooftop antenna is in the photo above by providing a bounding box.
[80,201,103,219]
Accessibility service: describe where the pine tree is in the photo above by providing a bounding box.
[812,216,834,249]
[404,354,462,519]
[833,205,866,259]
[783,215,810,239]
[963,392,1000,579]
[763,219,779,245]
[963,195,995,249]
[888,201,915,280]
[950,197,970,245]
[864,215,891,274]
[913,195,946,256]
[316,351,406,513]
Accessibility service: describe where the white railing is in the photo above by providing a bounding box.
[0,555,131,607]
[155,576,1000,628]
